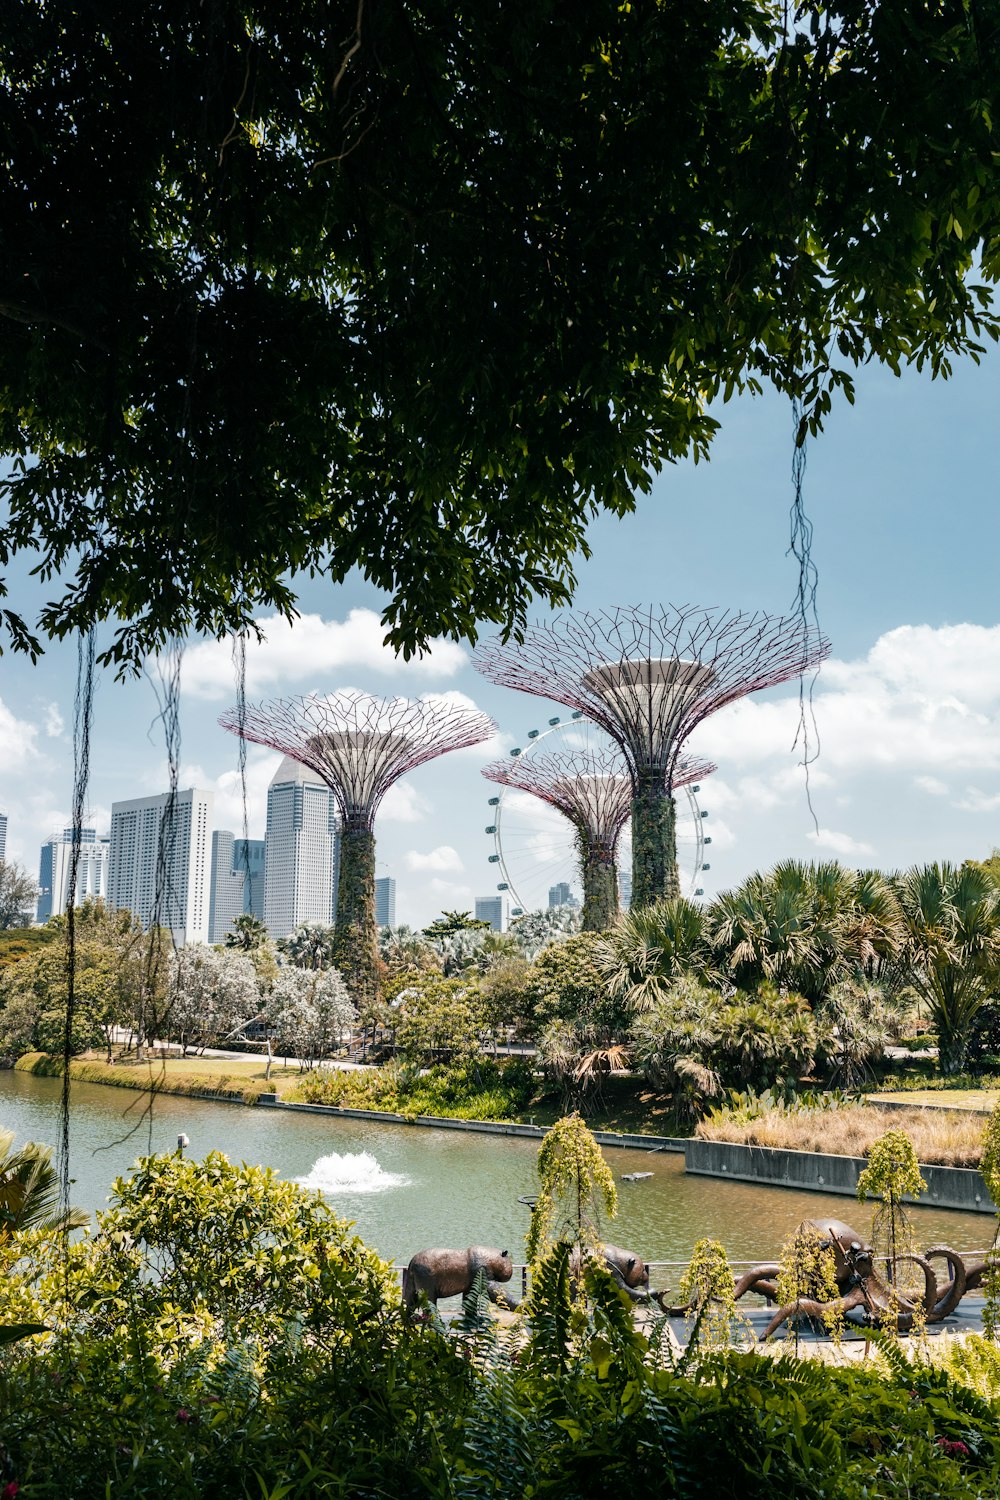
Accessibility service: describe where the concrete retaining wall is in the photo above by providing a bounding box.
[256,1095,686,1152]
[684,1138,997,1214]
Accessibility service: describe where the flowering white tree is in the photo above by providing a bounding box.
[167,944,261,1055]
[267,965,355,1069]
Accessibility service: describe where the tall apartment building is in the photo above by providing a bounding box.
[617,871,632,910]
[208,832,266,944]
[0,812,6,862]
[108,788,213,944]
[475,895,507,933]
[263,757,340,940]
[375,876,397,928]
[36,827,110,921]
[548,881,579,910]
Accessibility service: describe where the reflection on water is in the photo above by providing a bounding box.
[0,1069,991,1266]
[296,1150,409,1195]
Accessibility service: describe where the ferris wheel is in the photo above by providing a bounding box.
[483,713,712,917]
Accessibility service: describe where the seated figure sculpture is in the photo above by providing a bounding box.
[402,1245,518,1312]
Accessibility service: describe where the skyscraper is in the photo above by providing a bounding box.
[36,827,110,922]
[108,788,213,944]
[263,757,340,940]
[547,881,579,910]
[0,812,6,862]
[208,832,266,944]
[617,871,632,910]
[475,895,507,933]
[375,876,397,928]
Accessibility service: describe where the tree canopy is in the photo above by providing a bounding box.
[1,0,998,669]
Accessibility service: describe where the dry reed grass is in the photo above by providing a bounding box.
[695,1104,987,1167]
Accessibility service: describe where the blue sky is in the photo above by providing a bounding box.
[2,342,999,927]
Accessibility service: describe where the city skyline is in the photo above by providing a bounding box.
[2,346,1000,925]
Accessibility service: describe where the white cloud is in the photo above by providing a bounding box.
[915,776,949,796]
[405,845,464,873]
[954,788,1000,814]
[693,622,1000,778]
[0,697,41,774]
[44,703,65,738]
[378,782,431,824]
[806,828,876,857]
[176,609,468,701]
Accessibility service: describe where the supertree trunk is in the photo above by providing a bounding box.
[577,828,619,932]
[631,774,678,907]
[334,818,379,1009]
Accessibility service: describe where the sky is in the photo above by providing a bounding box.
[2,341,999,928]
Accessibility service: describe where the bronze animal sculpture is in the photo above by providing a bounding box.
[570,1242,653,1302]
[733,1218,969,1339]
[402,1245,517,1312]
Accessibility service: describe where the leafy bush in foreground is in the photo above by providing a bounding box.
[4,1153,1000,1497]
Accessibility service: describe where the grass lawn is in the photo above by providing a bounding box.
[870,1089,999,1114]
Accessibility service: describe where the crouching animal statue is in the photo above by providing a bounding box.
[402,1245,518,1312]
[734,1218,969,1340]
[570,1243,653,1302]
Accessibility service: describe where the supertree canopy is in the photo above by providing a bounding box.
[482,746,715,931]
[475,605,830,907]
[220,691,496,1005]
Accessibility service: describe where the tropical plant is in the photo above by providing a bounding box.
[266,965,355,1067]
[679,1239,751,1351]
[390,972,484,1067]
[895,863,1000,1075]
[527,931,625,1035]
[507,906,582,959]
[166,943,261,1054]
[774,1224,843,1346]
[708,861,903,1005]
[0,860,37,930]
[224,912,269,950]
[279,920,339,970]
[378,925,442,979]
[596,897,712,1011]
[629,976,817,1119]
[815,978,909,1088]
[526,1113,617,1264]
[0,1129,87,1248]
[857,1128,927,1330]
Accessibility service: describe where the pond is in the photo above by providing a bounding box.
[0,1070,991,1269]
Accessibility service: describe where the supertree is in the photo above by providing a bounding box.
[482,746,715,931]
[219,691,496,1006]
[475,605,830,907]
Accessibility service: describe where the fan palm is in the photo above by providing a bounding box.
[595,897,711,1013]
[708,861,903,1005]
[0,1129,87,1243]
[895,862,1000,1075]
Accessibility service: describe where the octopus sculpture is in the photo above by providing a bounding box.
[733,1218,978,1339]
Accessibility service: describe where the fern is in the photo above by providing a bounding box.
[522,1242,573,1378]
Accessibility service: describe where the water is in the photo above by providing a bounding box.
[0,1070,991,1268]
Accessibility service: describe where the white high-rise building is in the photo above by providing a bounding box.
[108,788,213,944]
[0,812,7,863]
[475,895,508,933]
[375,876,397,928]
[263,757,340,940]
[36,828,110,921]
[208,832,266,944]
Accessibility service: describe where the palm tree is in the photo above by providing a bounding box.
[708,861,903,1005]
[279,921,338,971]
[895,863,1000,1075]
[0,1129,87,1243]
[225,913,269,951]
[595,897,711,1013]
